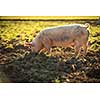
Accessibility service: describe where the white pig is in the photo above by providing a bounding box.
[24,24,89,57]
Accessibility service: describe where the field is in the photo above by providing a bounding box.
[0,16,99,20]
[0,16,100,83]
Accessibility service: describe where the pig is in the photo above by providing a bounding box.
[24,24,89,57]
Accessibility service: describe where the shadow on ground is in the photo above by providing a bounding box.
[0,42,100,83]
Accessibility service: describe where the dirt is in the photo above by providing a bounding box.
[0,44,100,83]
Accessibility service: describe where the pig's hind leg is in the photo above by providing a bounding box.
[82,41,88,56]
[74,40,82,58]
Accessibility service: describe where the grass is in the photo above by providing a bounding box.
[0,16,99,20]
[0,16,100,83]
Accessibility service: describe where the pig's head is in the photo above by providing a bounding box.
[24,42,33,50]
[24,38,42,52]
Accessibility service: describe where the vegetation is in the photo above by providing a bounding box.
[0,16,100,83]
[0,16,99,20]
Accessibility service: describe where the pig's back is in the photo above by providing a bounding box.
[42,24,86,36]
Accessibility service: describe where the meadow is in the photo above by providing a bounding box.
[0,16,100,82]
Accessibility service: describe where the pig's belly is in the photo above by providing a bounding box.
[52,41,75,47]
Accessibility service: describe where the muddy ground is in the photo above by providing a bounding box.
[0,40,100,83]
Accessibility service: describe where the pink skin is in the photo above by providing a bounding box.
[24,41,49,53]
[24,24,89,57]
[24,42,33,50]
[24,39,88,57]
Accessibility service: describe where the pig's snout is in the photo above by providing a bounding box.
[24,42,32,49]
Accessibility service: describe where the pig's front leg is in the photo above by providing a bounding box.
[42,37,52,52]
